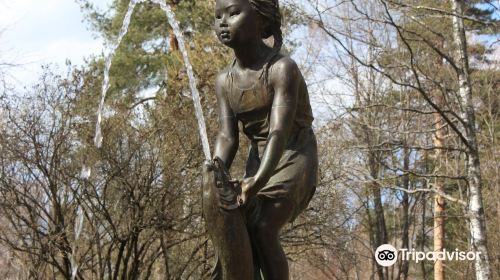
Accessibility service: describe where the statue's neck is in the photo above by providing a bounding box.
[232,41,272,70]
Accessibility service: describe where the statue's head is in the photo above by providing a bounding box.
[215,0,282,51]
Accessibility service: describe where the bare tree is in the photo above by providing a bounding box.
[450,1,491,278]
[0,64,213,279]
[286,0,497,278]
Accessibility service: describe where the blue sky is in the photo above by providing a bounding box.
[0,0,112,87]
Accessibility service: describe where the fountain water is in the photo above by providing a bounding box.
[70,206,84,280]
[93,0,212,161]
[83,3,140,278]
[153,0,212,161]
[86,2,212,277]
[94,0,139,149]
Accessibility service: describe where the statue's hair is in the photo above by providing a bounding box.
[247,0,282,52]
[247,0,282,89]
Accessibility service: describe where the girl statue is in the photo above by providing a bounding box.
[203,0,318,279]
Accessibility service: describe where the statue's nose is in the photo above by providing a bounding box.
[219,15,228,27]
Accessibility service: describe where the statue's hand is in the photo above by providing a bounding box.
[239,177,260,206]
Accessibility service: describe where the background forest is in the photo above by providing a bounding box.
[0,0,498,279]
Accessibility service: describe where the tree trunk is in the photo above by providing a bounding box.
[421,192,428,280]
[451,1,491,279]
[168,1,179,51]
[169,29,179,51]
[433,92,446,280]
[370,150,388,280]
[400,144,410,280]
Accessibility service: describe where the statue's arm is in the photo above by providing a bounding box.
[253,58,300,188]
[213,72,239,170]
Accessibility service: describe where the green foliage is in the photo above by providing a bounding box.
[77,0,228,101]
[464,0,500,34]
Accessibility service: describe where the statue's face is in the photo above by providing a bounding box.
[215,0,261,47]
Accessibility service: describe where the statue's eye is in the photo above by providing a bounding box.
[215,14,222,19]
[230,11,240,17]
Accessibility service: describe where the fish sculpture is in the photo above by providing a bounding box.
[202,157,254,280]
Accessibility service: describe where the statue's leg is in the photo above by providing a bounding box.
[250,235,263,280]
[244,199,264,280]
[248,197,294,280]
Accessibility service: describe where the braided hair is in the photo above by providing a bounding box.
[248,0,282,52]
[247,0,282,90]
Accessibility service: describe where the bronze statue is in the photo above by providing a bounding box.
[202,0,317,279]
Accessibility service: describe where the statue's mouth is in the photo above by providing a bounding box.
[220,31,230,39]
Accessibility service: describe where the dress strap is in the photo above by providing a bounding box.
[224,59,237,117]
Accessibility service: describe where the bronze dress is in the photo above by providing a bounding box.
[225,54,318,223]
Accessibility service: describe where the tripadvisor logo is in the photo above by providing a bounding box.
[375,244,398,267]
[374,244,482,267]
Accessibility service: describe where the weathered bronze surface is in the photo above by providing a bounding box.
[202,0,318,279]
[202,158,253,279]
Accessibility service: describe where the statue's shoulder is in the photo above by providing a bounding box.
[215,66,232,89]
[269,55,301,81]
[271,54,297,67]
